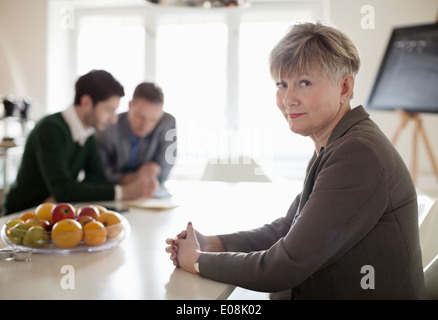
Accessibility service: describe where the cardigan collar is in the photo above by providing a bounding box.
[62,105,95,146]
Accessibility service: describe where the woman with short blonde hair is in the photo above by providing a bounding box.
[270,22,360,84]
[166,22,428,300]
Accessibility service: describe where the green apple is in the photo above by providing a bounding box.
[5,219,24,229]
[6,222,30,245]
[23,226,49,248]
[25,218,51,231]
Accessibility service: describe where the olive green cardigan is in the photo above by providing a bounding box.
[2,113,114,215]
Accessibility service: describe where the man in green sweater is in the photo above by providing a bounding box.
[2,70,157,215]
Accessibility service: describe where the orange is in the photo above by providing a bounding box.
[35,202,56,223]
[94,204,108,216]
[18,211,36,222]
[83,221,107,246]
[97,211,123,238]
[51,219,83,248]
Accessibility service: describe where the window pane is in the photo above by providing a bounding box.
[77,16,146,112]
[156,23,228,178]
[239,21,314,180]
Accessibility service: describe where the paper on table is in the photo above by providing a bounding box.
[125,197,178,210]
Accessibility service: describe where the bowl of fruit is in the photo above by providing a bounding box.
[1,202,130,254]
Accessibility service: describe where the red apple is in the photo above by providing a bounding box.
[51,203,76,224]
[75,215,94,227]
[77,205,100,220]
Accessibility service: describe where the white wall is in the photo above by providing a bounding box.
[329,0,438,181]
[46,1,77,117]
[0,0,48,121]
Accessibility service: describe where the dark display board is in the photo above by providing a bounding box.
[366,23,438,113]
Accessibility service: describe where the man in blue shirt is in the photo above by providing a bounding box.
[97,82,177,193]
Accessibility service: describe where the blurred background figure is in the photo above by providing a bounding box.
[2,70,155,215]
[97,82,177,196]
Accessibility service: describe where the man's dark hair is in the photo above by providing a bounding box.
[74,70,125,105]
[132,82,164,104]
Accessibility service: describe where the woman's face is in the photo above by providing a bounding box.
[275,71,350,146]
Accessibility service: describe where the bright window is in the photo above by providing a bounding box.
[77,16,146,111]
[156,23,228,174]
[64,2,324,181]
[238,21,314,179]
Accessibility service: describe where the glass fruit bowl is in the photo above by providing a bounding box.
[1,207,130,254]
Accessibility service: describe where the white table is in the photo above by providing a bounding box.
[0,180,302,300]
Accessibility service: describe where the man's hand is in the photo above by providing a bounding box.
[138,162,161,178]
[121,176,158,200]
[119,162,161,186]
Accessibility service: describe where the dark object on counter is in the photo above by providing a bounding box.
[3,97,16,117]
